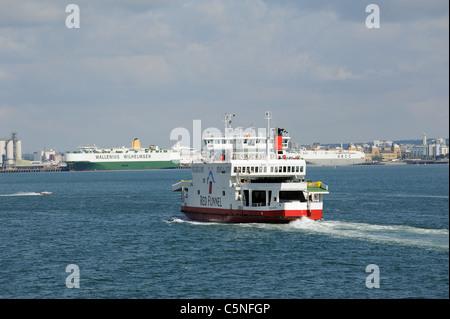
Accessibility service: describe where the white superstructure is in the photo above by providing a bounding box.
[173,113,329,223]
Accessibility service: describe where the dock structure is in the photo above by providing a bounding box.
[0,166,68,173]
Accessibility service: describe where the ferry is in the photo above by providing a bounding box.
[65,138,180,171]
[290,148,366,166]
[172,113,329,223]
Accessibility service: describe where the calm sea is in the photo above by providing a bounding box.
[0,164,448,299]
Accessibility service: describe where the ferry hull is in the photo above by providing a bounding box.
[67,160,179,171]
[182,206,322,223]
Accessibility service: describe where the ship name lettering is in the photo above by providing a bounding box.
[123,154,152,159]
[200,195,222,207]
[95,155,120,160]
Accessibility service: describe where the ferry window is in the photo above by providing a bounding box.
[279,191,306,202]
[295,166,299,172]
[255,166,259,173]
[283,166,286,173]
[279,166,282,173]
[251,166,254,173]
[270,166,273,173]
[243,190,249,206]
[264,167,267,173]
[234,167,237,173]
[287,166,291,172]
[300,166,304,172]
[252,190,266,207]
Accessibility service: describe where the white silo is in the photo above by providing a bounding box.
[14,140,22,161]
[6,140,14,165]
[0,140,5,165]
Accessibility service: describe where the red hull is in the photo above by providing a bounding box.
[182,206,322,223]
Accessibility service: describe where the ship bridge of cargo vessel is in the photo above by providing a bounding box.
[172,112,329,223]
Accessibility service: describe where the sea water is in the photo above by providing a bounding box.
[0,164,448,299]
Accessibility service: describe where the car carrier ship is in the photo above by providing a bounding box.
[289,148,366,166]
[65,138,180,171]
[172,112,329,223]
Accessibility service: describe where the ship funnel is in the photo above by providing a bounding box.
[132,138,141,149]
[275,128,288,158]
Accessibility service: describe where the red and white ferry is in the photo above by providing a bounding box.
[172,112,329,223]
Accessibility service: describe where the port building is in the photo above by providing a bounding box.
[0,132,22,168]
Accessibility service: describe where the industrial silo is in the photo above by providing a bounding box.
[0,140,5,165]
[6,140,14,165]
[14,139,22,161]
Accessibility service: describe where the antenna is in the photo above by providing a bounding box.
[265,111,272,160]
[265,111,272,129]
[223,113,235,135]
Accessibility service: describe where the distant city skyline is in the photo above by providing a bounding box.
[7,131,448,155]
[0,0,448,153]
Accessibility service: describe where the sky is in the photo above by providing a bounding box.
[0,0,448,153]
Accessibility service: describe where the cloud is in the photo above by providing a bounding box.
[82,55,174,88]
[0,0,448,150]
[0,0,61,27]
[0,105,14,120]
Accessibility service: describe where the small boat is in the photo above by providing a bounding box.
[40,191,52,195]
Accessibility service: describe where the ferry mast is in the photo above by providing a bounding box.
[265,111,272,161]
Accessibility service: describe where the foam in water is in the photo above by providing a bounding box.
[0,192,42,197]
[166,216,449,250]
[164,216,222,226]
[288,218,449,250]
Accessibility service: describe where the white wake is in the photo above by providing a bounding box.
[287,218,449,250]
[166,216,449,250]
[0,192,42,197]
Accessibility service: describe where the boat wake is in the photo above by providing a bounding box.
[166,216,449,250]
[287,218,449,250]
[165,216,222,226]
[0,192,43,197]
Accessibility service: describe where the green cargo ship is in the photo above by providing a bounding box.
[65,139,180,171]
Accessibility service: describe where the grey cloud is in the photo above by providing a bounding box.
[0,0,448,151]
